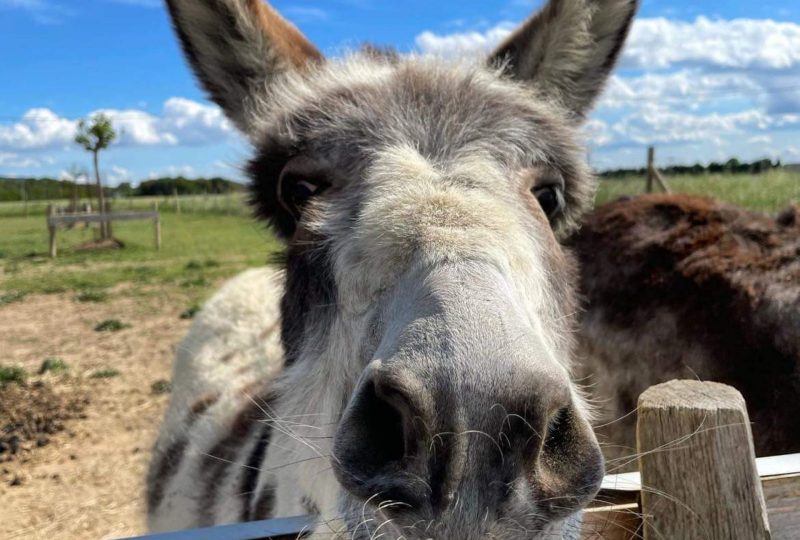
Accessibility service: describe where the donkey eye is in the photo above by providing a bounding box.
[533,185,565,220]
[277,155,330,218]
[286,177,327,205]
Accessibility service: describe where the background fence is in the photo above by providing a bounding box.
[0,193,250,219]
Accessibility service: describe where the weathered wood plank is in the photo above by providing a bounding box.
[636,380,770,539]
[48,211,158,226]
[582,503,643,540]
[587,465,800,539]
[765,474,800,540]
[598,453,800,494]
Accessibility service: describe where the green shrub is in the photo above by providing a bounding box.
[42,286,68,295]
[184,260,204,271]
[95,319,131,332]
[185,259,219,271]
[90,368,121,379]
[39,358,69,375]
[0,365,27,386]
[75,290,108,303]
[0,291,26,306]
[151,379,173,395]
[180,304,201,320]
[180,276,209,288]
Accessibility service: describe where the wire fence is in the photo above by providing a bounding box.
[0,193,251,219]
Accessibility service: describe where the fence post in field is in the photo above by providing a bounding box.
[645,146,672,194]
[22,180,29,217]
[105,200,114,238]
[646,146,655,193]
[637,380,770,540]
[174,187,181,214]
[153,203,162,251]
[47,205,57,258]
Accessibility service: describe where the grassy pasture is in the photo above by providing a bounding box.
[0,170,797,300]
[595,169,799,212]
[0,208,279,299]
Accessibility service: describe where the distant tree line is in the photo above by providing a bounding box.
[600,158,782,178]
[0,176,245,202]
[133,176,245,196]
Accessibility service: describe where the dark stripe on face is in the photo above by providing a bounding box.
[280,236,338,368]
[191,393,220,416]
[148,395,220,514]
[240,421,273,520]
[198,397,266,526]
[251,482,277,522]
[147,437,188,514]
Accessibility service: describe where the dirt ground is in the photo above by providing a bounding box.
[0,288,196,540]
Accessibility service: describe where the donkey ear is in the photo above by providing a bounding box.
[490,0,637,120]
[166,0,323,135]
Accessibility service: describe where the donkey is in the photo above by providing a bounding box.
[149,0,639,537]
[571,194,800,467]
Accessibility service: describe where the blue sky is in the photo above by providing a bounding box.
[1,0,799,183]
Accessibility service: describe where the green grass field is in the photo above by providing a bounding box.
[595,169,799,212]
[0,210,279,299]
[0,170,797,300]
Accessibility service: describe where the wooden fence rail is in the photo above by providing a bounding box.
[121,382,800,540]
[46,204,161,257]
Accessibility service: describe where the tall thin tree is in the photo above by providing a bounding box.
[75,114,116,239]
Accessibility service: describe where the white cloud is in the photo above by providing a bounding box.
[415,23,515,58]
[108,165,132,183]
[148,165,196,179]
[748,135,773,145]
[0,0,70,24]
[598,71,766,111]
[157,98,235,145]
[623,17,800,70]
[0,98,235,151]
[608,105,792,146]
[0,151,44,168]
[583,119,612,147]
[0,108,77,150]
[416,16,800,166]
[415,17,800,71]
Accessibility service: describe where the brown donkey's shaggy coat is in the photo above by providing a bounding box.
[572,194,800,465]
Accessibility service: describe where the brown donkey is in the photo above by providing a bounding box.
[572,194,800,467]
[148,1,639,538]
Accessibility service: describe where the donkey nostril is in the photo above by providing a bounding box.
[333,379,414,502]
[350,381,406,467]
[543,406,572,454]
[534,403,604,518]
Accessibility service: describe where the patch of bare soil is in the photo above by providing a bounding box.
[0,381,89,464]
[76,238,126,251]
[0,287,197,540]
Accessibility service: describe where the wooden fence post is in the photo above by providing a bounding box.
[174,187,181,214]
[637,380,771,540]
[645,146,672,194]
[154,203,162,251]
[47,205,57,258]
[105,200,114,239]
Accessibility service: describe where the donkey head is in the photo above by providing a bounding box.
[167,0,637,537]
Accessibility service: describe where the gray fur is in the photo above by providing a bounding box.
[150,1,639,538]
